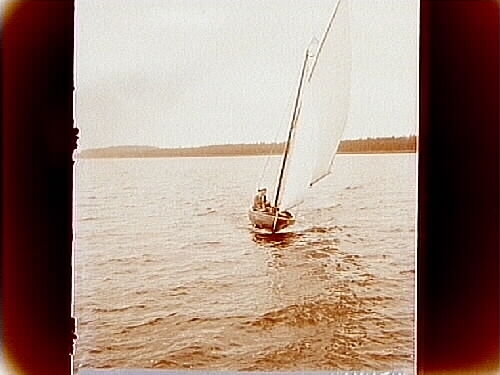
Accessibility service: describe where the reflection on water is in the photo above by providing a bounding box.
[75,154,416,373]
[247,218,413,371]
[251,231,302,248]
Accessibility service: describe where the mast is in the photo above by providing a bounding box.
[273,50,310,208]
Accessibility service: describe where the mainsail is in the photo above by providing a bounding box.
[276,0,351,211]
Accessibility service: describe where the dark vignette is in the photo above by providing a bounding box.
[3,1,75,374]
[418,0,499,373]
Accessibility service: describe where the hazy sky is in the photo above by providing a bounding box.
[76,0,419,149]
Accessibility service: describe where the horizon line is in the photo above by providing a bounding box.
[78,134,418,152]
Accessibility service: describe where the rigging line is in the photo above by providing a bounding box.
[274,50,310,208]
[257,113,287,187]
[257,64,306,188]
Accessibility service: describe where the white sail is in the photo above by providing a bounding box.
[276,0,351,211]
[277,81,316,210]
[308,0,351,185]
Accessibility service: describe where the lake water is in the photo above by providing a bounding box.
[74,153,416,373]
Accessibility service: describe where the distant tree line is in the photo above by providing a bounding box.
[337,135,417,153]
[77,135,417,159]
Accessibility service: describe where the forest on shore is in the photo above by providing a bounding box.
[77,135,417,159]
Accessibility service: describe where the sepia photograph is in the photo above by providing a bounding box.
[74,0,419,373]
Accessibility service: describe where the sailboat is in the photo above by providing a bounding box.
[249,0,351,233]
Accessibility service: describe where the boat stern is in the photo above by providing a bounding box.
[248,208,295,232]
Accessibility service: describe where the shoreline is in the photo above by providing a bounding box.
[76,149,416,160]
[77,136,418,159]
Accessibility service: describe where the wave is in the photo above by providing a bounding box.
[196,208,216,216]
[152,342,227,368]
[246,299,360,329]
[185,315,244,323]
[193,240,222,246]
[399,269,415,275]
[120,316,167,334]
[302,225,344,234]
[81,216,98,221]
[92,304,147,313]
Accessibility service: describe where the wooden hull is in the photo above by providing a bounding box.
[248,208,295,232]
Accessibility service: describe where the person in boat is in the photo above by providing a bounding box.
[253,188,271,212]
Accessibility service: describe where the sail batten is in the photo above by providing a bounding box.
[309,171,331,187]
[276,0,351,212]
